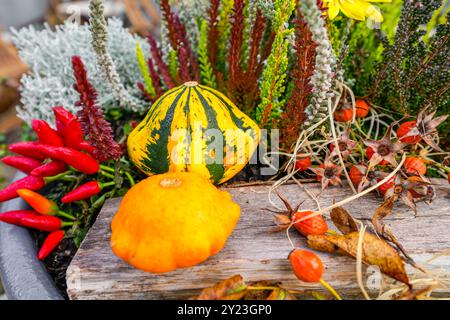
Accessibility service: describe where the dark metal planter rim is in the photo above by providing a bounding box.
[0,172,63,300]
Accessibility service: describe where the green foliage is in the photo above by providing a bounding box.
[370,0,448,116]
[256,0,296,126]
[216,0,234,74]
[329,15,346,56]
[136,42,156,98]
[241,0,252,69]
[379,0,403,40]
[424,2,450,43]
[341,20,383,97]
[168,49,178,80]
[198,20,218,88]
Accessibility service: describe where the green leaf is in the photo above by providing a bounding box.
[198,20,217,88]
[136,41,156,98]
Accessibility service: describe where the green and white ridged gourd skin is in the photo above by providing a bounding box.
[127,81,260,184]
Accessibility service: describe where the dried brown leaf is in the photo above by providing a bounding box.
[307,234,340,253]
[244,281,294,300]
[323,232,410,285]
[196,275,247,300]
[243,281,274,300]
[330,207,359,235]
[372,196,418,269]
[372,196,396,234]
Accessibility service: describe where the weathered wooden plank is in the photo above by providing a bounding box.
[67,180,450,300]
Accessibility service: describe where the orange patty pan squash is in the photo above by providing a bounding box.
[110,172,240,273]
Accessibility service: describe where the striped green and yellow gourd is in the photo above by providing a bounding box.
[127,81,260,184]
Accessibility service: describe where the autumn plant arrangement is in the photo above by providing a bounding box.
[0,0,448,300]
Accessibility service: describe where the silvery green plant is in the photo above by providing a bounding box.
[12,19,148,125]
[299,0,337,128]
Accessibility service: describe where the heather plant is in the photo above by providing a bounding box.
[71,55,123,162]
[369,0,449,123]
[299,0,336,128]
[256,0,296,127]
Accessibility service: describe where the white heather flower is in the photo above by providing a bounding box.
[299,0,337,129]
[89,0,142,112]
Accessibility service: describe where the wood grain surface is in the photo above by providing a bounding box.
[67,180,450,300]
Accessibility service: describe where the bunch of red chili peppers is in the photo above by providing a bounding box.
[0,106,117,260]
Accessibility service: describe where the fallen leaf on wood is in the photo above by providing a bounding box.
[307,232,409,285]
[372,196,418,269]
[244,280,278,300]
[195,275,248,300]
[245,280,297,300]
[195,277,297,300]
[307,234,339,253]
[330,207,359,234]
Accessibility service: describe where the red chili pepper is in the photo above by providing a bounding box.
[61,118,84,149]
[53,106,76,134]
[34,144,99,174]
[17,189,59,216]
[79,141,96,154]
[8,142,47,160]
[52,107,84,149]
[16,188,76,220]
[2,156,42,174]
[31,119,64,147]
[38,230,65,260]
[61,180,114,203]
[30,161,67,177]
[0,210,37,225]
[0,176,46,202]
[19,215,71,232]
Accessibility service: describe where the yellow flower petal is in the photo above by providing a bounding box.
[327,2,341,20]
[366,4,384,22]
[339,0,369,21]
